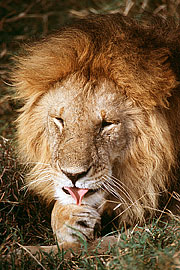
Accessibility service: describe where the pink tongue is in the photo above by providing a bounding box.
[64,187,88,205]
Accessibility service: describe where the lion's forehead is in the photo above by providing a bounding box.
[43,77,122,120]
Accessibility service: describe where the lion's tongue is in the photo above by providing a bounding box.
[64,187,88,205]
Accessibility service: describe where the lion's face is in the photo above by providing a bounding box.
[37,75,140,208]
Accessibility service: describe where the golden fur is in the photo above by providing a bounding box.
[13,14,180,244]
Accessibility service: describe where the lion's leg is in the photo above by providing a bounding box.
[51,201,101,245]
[6,201,101,259]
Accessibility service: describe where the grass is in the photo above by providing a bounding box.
[1,219,180,269]
[1,0,180,269]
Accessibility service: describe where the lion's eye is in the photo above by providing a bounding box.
[100,120,116,133]
[101,120,113,129]
[53,117,64,130]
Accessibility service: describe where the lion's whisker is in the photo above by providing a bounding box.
[109,174,132,192]
[103,175,134,204]
[22,162,51,166]
[113,191,162,213]
[25,176,53,188]
[104,174,131,193]
[29,169,52,176]
[104,175,132,200]
[97,199,107,211]
[102,179,127,204]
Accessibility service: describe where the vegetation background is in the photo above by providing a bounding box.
[0,0,180,269]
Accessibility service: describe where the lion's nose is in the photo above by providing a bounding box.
[61,167,91,185]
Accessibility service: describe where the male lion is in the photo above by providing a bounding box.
[13,14,180,249]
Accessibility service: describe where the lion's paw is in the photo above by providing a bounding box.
[72,206,101,240]
[51,202,101,243]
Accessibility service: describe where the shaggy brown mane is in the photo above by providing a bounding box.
[13,14,180,108]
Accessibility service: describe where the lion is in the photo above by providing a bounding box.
[13,13,180,250]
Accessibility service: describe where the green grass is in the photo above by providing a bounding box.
[1,220,180,269]
[1,0,180,269]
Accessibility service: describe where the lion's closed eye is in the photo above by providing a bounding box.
[101,120,114,129]
[53,117,64,130]
[100,119,120,134]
